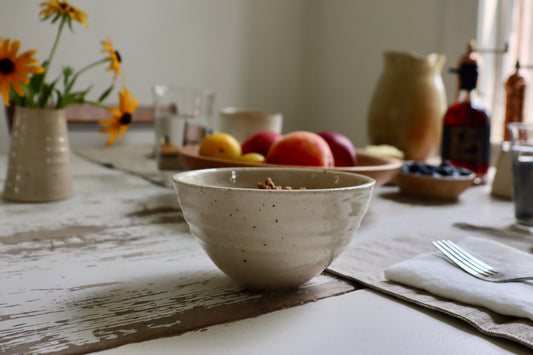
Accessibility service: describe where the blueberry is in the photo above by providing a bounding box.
[458,168,472,176]
[406,161,424,174]
[436,165,454,176]
[402,160,472,178]
[413,162,425,171]
[423,165,437,175]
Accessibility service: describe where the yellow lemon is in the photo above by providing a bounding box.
[199,133,242,160]
[239,152,265,163]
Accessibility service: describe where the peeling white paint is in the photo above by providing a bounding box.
[0,155,349,354]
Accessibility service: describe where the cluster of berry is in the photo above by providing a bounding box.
[401,161,473,178]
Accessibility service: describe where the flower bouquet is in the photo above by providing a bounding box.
[2,0,138,202]
[1,0,137,145]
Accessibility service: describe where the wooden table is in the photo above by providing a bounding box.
[0,149,531,355]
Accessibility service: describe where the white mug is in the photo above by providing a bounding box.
[218,107,283,143]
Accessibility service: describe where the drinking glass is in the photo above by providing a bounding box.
[508,122,533,227]
[152,85,215,149]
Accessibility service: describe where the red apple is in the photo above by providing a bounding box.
[241,131,283,156]
[266,131,334,167]
[317,131,357,167]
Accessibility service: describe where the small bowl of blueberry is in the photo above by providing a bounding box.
[396,161,476,201]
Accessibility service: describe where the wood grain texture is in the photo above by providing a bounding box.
[65,104,154,125]
[0,155,357,355]
[5,105,153,133]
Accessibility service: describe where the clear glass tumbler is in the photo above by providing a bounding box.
[152,85,215,149]
[508,122,533,227]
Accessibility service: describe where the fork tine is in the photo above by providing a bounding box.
[432,240,483,278]
[441,240,497,275]
[437,240,493,276]
[433,240,533,283]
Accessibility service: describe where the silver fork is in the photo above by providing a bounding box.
[432,240,533,283]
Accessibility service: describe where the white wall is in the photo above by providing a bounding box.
[302,0,478,139]
[0,0,477,154]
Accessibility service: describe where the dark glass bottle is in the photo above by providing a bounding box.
[454,40,483,101]
[503,60,527,141]
[441,62,491,184]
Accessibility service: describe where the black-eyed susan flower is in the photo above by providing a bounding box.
[40,0,89,27]
[5,1,133,144]
[99,86,138,146]
[0,39,44,107]
[101,39,123,82]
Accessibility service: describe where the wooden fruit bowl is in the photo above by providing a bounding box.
[175,144,401,186]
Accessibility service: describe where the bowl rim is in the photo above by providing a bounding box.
[172,167,376,192]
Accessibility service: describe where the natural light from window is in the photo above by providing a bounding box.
[477,0,532,142]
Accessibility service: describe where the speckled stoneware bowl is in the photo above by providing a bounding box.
[172,167,375,291]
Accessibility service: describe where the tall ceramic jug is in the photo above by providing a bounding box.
[367,51,447,161]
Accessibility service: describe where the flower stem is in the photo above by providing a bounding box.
[66,58,107,93]
[38,16,66,105]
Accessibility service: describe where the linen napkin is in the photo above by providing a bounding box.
[384,236,533,321]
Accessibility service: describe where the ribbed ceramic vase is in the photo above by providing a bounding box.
[367,51,447,161]
[3,106,72,202]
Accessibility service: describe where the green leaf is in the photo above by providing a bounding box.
[57,91,73,109]
[51,13,61,24]
[56,90,64,106]
[19,84,35,107]
[98,85,114,102]
[29,72,45,94]
[67,17,74,32]
[62,66,74,90]
[55,88,63,102]
[76,85,93,101]
[38,79,58,108]
[62,66,74,77]
[9,86,24,107]
[56,84,91,108]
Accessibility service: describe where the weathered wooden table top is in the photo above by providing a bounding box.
[0,153,356,355]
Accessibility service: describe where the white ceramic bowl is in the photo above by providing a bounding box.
[172,167,375,291]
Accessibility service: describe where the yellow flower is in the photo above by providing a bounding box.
[101,39,123,82]
[39,0,89,27]
[0,39,44,107]
[99,86,138,146]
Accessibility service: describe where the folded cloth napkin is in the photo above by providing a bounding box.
[384,236,533,321]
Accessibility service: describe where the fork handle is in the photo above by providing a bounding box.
[496,276,533,283]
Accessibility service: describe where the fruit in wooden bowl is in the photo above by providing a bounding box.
[265,131,334,167]
[396,161,475,201]
[241,131,283,156]
[199,132,242,160]
[317,131,357,167]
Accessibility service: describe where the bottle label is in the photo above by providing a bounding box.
[441,125,490,163]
